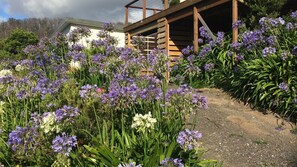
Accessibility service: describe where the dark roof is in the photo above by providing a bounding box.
[50,18,124,37]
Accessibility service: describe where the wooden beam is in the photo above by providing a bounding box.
[198,0,229,12]
[129,5,163,11]
[125,7,129,26]
[124,0,230,32]
[197,13,216,40]
[164,0,169,9]
[143,0,146,19]
[232,0,238,43]
[169,45,180,51]
[170,35,192,40]
[167,8,193,23]
[125,0,139,7]
[165,18,169,54]
[129,21,158,36]
[170,30,193,36]
[193,6,198,52]
[169,40,192,46]
[170,51,182,56]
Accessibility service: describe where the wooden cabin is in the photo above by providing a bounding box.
[51,18,125,47]
[124,0,244,63]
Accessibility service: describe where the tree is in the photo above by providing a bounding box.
[161,0,181,7]
[244,0,288,27]
[3,29,39,55]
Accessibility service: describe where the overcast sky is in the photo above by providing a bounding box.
[0,0,163,23]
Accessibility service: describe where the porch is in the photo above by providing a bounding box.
[124,0,244,64]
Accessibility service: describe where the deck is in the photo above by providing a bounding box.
[124,0,241,66]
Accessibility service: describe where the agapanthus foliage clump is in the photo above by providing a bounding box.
[172,10,297,119]
[0,22,215,167]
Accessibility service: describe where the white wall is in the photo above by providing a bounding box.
[68,25,125,47]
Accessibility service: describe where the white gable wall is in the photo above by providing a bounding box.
[67,25,125,47]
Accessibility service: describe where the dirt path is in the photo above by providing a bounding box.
[192,88,297,167]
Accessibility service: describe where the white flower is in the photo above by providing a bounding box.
[69,60,81,71]
[15,64,24,72]
[0,101,5,114]
[131,112,157,133]
[40,112,61,133]
[0,69,12,77]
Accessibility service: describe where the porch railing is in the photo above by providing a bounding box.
[125,0,169,26]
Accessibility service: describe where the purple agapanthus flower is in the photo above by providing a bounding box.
[279,82,288,92]
[166,85,208,109]
[292,46,297,55]
[291,10,297,18]
[103,22,115,32]
[241,30,263,50]
[280,51,290,60]
[204,63,214,71]
[118,162,142,167]
[187,54,195,64]
[262,47,276,57]
[79,84,99,99]
[52,132,77,156]
[71,44,85,51]
[181,45,193,55]
[230,42,242,51]
[232,20,244,29]
[55,105,80,123]
[199,26,212,42]
[236,54,244,61]
[8,126,39,152]
[199,46,212,59]
[160,158,184,167]
[286,22,294,30]
[177,129,202,151]
[8,126,26,151]
[266,36,277,46]
[259,17,285,31]
[215,32,225,46]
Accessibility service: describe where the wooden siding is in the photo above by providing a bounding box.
[168,20,193,65]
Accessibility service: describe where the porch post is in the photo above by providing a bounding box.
[164,0,169,9]
[126,33,131,48]
[125,7,129,26]
[193,6,199,52]
[232,0,238,43]
[142,0,146,19]
[165,18,170,82]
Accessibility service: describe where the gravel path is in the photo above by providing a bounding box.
[192,88,297,167]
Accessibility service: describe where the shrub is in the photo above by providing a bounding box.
[172,11,297,120]
[0,24,220,166]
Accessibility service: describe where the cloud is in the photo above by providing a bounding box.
[0,16,7,22]
[4,0,164,23]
